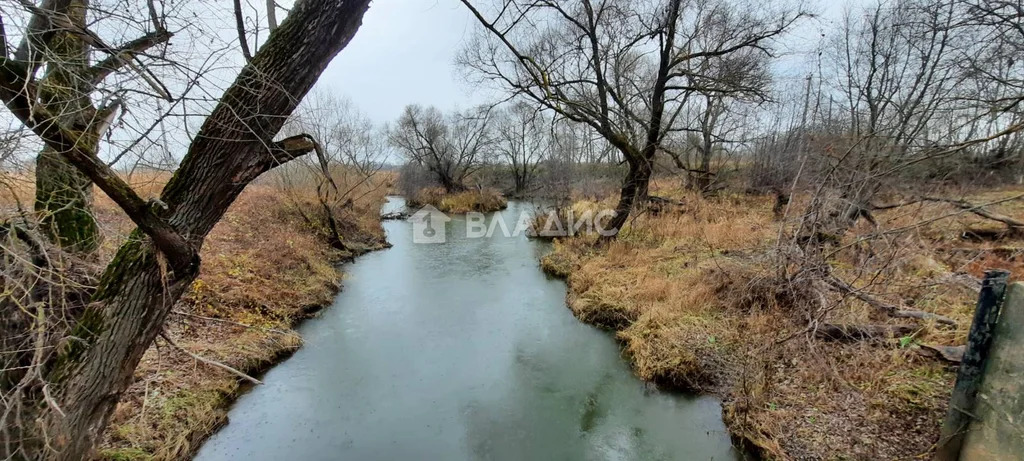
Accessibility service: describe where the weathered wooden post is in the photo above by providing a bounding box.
[935,269,1010,461]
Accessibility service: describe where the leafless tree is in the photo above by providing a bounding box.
[391,104,494,193]
[754,0,1024,337]
[275,89,391,249]
[958,0,1024,182]
[795,0,971,245]
[7,0,172,252]
[494,101,547,196]
[459,0,805,238]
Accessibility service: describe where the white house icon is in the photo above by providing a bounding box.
[409,205,451,244]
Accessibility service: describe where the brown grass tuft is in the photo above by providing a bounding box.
[407,187,507,213]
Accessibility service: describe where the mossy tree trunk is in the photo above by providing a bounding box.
[28,0,169,253]
[32,0,103,252]
[0,0,372,458]
[35,146,100,251]
[603,147,653,237]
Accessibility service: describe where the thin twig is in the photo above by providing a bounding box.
[159,332,263,385]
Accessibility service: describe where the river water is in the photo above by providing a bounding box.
[193,197,740,460]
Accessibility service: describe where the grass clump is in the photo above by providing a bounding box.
[408,187,507,213]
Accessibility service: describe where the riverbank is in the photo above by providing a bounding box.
[407,187,507,213]
[540,182,1023,459]
[88,178,389,460]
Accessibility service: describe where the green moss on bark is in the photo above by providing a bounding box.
[32,0,104,253]
[35,147,100,252]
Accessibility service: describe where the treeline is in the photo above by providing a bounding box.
[445,1,1022,221]
[394,0,1022,231]
[391,102,625,201]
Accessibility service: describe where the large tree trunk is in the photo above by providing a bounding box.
[602,152,653,239]
[33,0,101,252]
[6,1,373,458]
[439,173,467,193]
[35,146,98,251]
[600,0,680,241]
[694,145,712,192]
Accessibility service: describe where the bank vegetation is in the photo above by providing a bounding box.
[454,0,1024,457]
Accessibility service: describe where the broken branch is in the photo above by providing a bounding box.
[814,323,918,342]
[160,332,262,385]
[824,275,957,327]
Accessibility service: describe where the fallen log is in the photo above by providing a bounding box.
[647,196,687,216]
[918,344,965,363]
[381,211,411,220]
[814,323,918,342]
[824,275,958,327]
[921,196,1024,231]
[874,194,1024,238]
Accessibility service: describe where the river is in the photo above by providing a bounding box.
[193,197,740,460]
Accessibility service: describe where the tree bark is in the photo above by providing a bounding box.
[602,152,653,239]
[3,0,372,458]
[32,0,101,252]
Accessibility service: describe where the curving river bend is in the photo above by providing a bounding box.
[194,197,740,460]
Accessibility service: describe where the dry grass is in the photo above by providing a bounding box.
[407,187,508,213]
[1,168,388,461]
[541,179,1024,460]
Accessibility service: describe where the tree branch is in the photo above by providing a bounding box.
[234,0,253,62]
[160,332,263,385]
[824,275,957,326]
[0,58,195,270]
[87,29,172,85]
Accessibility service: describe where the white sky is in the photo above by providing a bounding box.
[314,0,867,125]
[318,0,491,124]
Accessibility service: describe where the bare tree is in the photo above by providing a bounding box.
[0,0,372,458]
[494,101,547,196]
[459,0,804,238]
[276,89,390,249]
[391,104,494,193]
[794,0,968,246]
[958,0,1024,183]
[664,92,755,193]
[758,0,1024,335]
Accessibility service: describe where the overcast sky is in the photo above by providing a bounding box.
[318,0,489,124]
[313,0,865,125]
